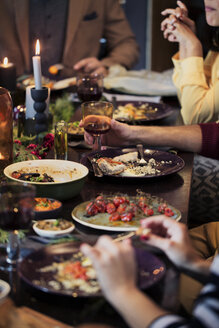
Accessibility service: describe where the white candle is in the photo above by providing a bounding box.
[32,39,42,90]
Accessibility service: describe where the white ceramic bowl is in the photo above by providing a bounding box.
[4,159,89,200]
[0,280,10,305]
[33,219,75,238]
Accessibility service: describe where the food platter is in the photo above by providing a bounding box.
[33,219,75,238]
[18,242,166,297]
[72,194,181,232]
[17,75,76,91]
[113,101,175,123]
[34,198,62,219]
[67,122,84,141]
[81,148,185,179]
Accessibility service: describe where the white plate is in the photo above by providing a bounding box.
[0,280,10,304]
[71,197,181,232]
[33,220,75,238]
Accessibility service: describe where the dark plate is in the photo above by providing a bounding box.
[18,242,166,297]
[113,101,175,123]
[34,198,62,220]
[81,148,185,179]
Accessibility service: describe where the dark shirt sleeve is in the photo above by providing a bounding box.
[149,256,219,328]
[199,123,219,160]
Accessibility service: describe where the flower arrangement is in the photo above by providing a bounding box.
[14,133,54,162]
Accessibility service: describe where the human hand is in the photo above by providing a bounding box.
[80,236,137,303]
[161,1,196,42]
[140,215,200,270]
[74,57,108,76]
[80,119,134,147]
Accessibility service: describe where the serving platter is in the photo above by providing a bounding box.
[113,101,175,123]
[18,242,166,297]
[17,75,76,91]
[81,148,185,179]
[72,194,181,232]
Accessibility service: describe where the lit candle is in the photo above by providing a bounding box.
[32,39,42,90]
[0,57,16,91]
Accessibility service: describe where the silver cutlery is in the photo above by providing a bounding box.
[137,144,147,164]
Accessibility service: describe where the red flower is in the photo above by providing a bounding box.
[14,139,22,145]
[26,143,38,149]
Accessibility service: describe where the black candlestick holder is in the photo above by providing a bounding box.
[31,87,48,136]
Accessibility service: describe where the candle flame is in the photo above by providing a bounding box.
[3,57,8,66]
[35,39,40,56]
[0,153,5,160]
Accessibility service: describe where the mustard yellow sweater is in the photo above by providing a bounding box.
[172,51,219,124]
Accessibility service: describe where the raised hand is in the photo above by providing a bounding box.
[81,119,134,147]
[140,215,200,269]
[161,0,196,42]
[80,236,137,302]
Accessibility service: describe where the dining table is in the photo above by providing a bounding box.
[0,90,195,328]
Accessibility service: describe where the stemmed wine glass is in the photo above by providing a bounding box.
[76,73,103,102]
[0,182,35,271]
[82,101,113,151]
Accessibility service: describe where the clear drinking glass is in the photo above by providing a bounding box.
[54,121,68,160]
[82,101,113,151]
[0,183,36,271]
[77,73,103,102]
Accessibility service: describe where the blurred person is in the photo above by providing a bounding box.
[82,119,219,313]
[0,0,139,77]
[81,216,219,328]
[161,0,219,124]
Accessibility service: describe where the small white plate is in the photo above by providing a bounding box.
[0,280,10,304]
[33,220,75,238]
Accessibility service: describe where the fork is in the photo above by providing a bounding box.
[137,144,147,164]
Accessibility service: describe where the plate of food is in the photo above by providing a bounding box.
[81,148,185,179]
[34,198,62,219]
[18,242,166,297]
[17,75,76,91]
[113,101,175,123]
[72,194,181,232]
[33,219,75,238]
[68,121,84,141]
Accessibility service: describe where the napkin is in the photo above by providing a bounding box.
[104,65,177,96]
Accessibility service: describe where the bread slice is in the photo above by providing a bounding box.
[97,158,125,175]
[113,151,138,163]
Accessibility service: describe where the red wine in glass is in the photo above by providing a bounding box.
[0,208,34,231]
[77,74,103,102]
[83,115,111,136]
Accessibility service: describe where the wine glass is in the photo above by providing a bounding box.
[76,73,103,102]
[82,101,113,151]
[0,182,35,271]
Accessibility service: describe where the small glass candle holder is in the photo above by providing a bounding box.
[54,121,68,160]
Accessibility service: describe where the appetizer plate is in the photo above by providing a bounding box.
[81,148,185,179]
[72,195,181,232]
[67,122,84,141]
[34,198,62,220]
[17,75,76,91]
[0,280,10,304]
[18,242,166,297]
[33,219,75,238]
[113,101,175,123]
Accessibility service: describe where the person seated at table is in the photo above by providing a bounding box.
[81,216,219,328]
[0,0,139,77]
[83,119,219,160]
[82,118,219,313]
[161,0,219,124]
